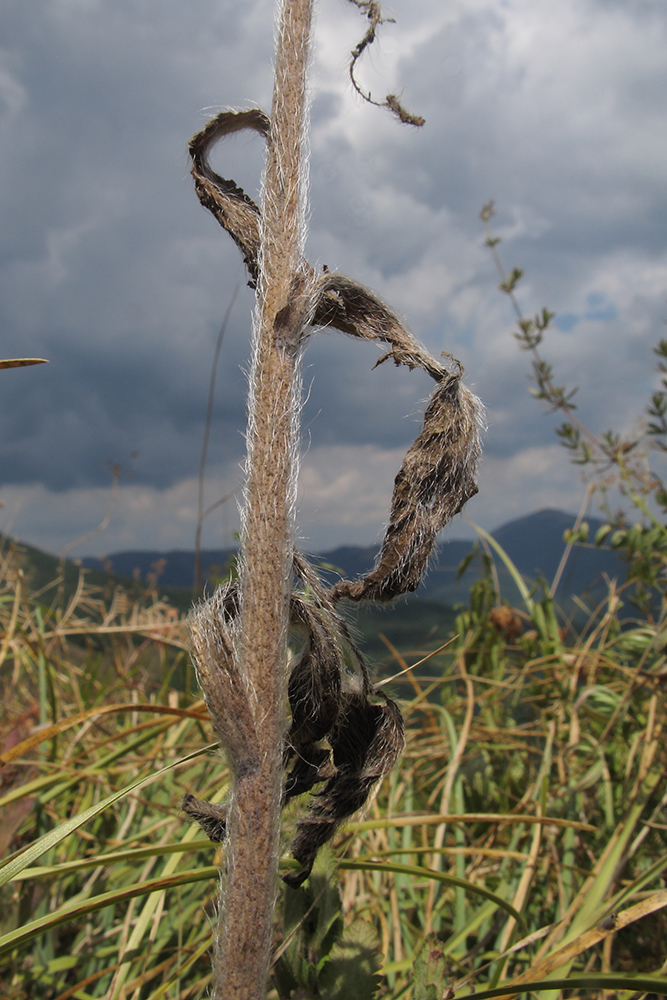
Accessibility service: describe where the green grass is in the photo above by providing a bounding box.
[2,536,667,1000]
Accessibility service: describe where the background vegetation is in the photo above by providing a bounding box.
[3,207,667,1000]
[3,392,667,999]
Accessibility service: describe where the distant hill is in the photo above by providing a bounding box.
[0,535,457,672]
[2,507,630,677]
[421,509,626,606]
[80,548,237,590]
[0,536,194,614]
[80,508,627,605]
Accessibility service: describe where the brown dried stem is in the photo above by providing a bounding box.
[347,0,425,126]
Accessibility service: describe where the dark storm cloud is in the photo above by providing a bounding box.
[0,0,275,490]
[1,0,666,552]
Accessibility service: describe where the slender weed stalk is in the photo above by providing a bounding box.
[480,198,667,618]
[193,285,240,596]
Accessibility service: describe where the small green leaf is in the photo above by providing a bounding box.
[413,933,448,1000]
[610,529,627,548]
[318,920,382,1000]
[595,524,613,545]
[499,267,523,293]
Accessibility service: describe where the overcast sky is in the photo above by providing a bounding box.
[1,0,666,557]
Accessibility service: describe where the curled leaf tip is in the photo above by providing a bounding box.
[331,374,484,603]
[347,0,424,127]
[182,793,228,843]
[385,94,425,127]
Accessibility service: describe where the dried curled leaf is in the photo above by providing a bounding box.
[331,372,483,602]
[283,690,405,888]
[185,553,405,886]
[182,793,228,843]
[308,272,485,601]
[284,594,343,802]
[284,556,371,800]
[288,599,342,747]
[188,582,260,779]
[189,109,268,286]
[312,272,447,380]
[385,94,425,128]
[283,743,334,804]
[189,116,438,373]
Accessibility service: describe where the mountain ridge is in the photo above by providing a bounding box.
[79,507,627,604]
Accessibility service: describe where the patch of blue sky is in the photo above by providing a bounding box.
[585,292,618,322]
[555,313,579,332]
[555,294,618,332]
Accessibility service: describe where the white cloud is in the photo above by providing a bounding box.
[0,439,591,558]
[0,476,242,557]
[297,443,406,548]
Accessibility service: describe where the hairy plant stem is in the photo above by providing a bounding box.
[212,1,313,997]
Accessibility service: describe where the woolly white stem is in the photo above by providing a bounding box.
[211,1,314,997]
